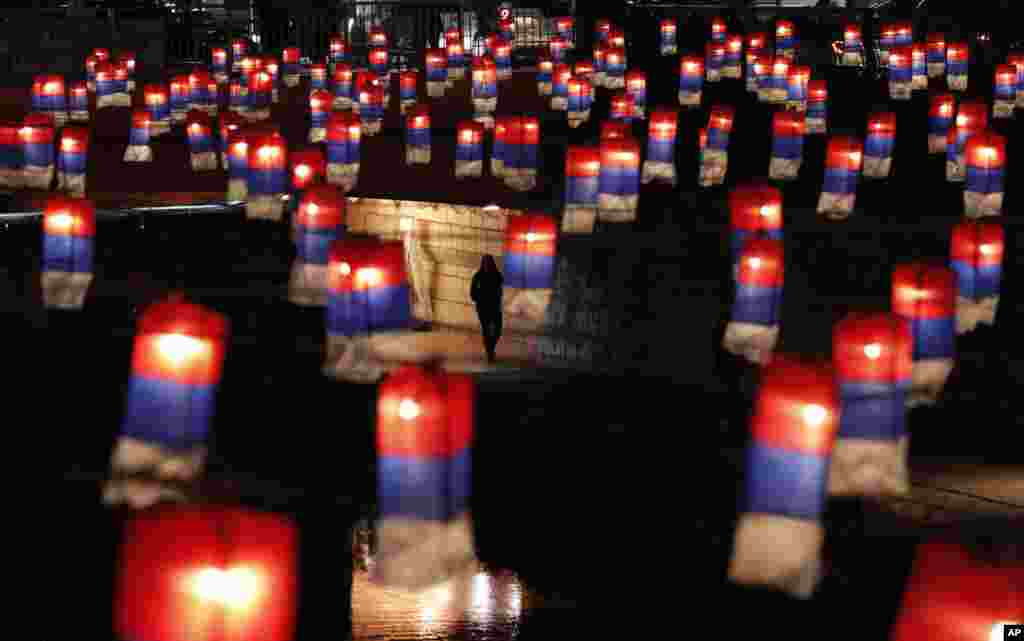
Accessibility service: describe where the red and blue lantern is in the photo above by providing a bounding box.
[598,137,640,222]
[993,64,1016,118]
[494,38,512,80]
[928,92,954,154]
[660,19,677,56]
[332,63,353,109]
[946,41,969,91]
[117,50,136,91]
[768,57,790,104]
[110,62,131,107]
[894,22,913,47]
[405,104,431,166]
[878,24,896,67]
[225,129,249,201]
[447,38,466,82]
[625,70,646,118]
[186,109,217,172]
[265,56,282,98]
[726,238,784,362]
[0,123,23,189]
[892,263,957,406]
[369,46,388,77]
[399,70,418,114]
[927,33,946,78]
[310,61,328,91]
[745,33,767,92]
[699,104,733,187]
[608,27,626,50]
[247,70,273,120]
[842,24,864,66]
[573,60,595,92]
[211,47,229,83]
[369,26,388,49]
[188,69,217,116]
[947,99,988,182]
[503,115,540,192]
[863,111,896,179]
[755,55,776,102]
[964,131,1006,218]
[41,195,95,310]
[308,88,330,143]
[609,91,634,123]
[951,220,1004,333]
[601,120,630,142]
[563,145,600,233]
[911,44,928,90]
[231,37,248,72]
[678,55,704,107]
[503,213,558,327]
[282,47,302,87]
[289,148,325,196]
[641,107,677,186]
[817,135,862,219]
[32,75,66,127]
[711,16,728,44]
[550,63,571,111]
[706,42,725,83]
[359,82,385,136]
[57,126,89,198]
[455,119,484,179]
[290,184,346,306]
[595,19,612,45]
[326,238,412,342]
[724,34,743,78]
[471,55,497,123]
[786,65,810,111]
[770,110,806,181]
[567,76,592,128]
[20,113,55,189]
[228,77,248,115]
[605,47,626,89]
[142,84,169,137]
[775,20,797,60]
[124,108,152,163]
[426,48,448,98]
[555,16,574,45]
[499,16,515,44]
[329,35,349,68]
[85,54,99,92]
[246,133,288,221]
[69,81,89,122]
[728,184,783,267]
[593,42,608,89]
[218,111,243,168]
[888,46,912,100]
[729,355,837,599]
[169,75,190,124]
[326,110,361,193]
[1009,52,1024,109]
[536,52,553,96]
[94,62,117,110]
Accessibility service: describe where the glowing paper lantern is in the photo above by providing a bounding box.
[555,16,574,45]
[863,111,896,179]
[503,213,557,328]
[623,70,646,119]
[889,46,912,101]
[94,62,118,110]
[281,47,301,87]
[308,88,330,143]
[536,53,553,96]
[551,63,571,112]
[331,63,353,109]
[699,104,733,188]
[598,137,640,222]
[728,183,784,268]
[374,367,477,590]
[41,195,95,310]
[265,55,281,100]
[231,38,248,72]
[398,70,418,114]
[418,50,445,100]
[57,126,89,197]
[660,19,678,56]
[928,92,955,154]
[492,116,510,179]
[756,54,776,102]
[706,42,725,83]
[564,145,600,233]
[329,35,349,68]
[404,104,431,166]
[326,111,361,193]
[745,34,768,92]
[641,107,677,186]
[454,120,484,179]
[504,116,540,192]
[947,100,988,182]
[225,129,249,201]
[499,16,515,44]
[0,123,23,189]
[85,54,99,92]
[892,263,956,406]
[567,76,592,128]
[609,91,634,123]
[289,184,346,306]
[711,16,727,44]
[678,55,704,107]
[185,109,217,172]
[20,113,55,189]
[830,312,912,497]
[289,148,325,196]
[951,220,1004,334]
[768,57,790,104]
[601,120,631,142]
[369,46,388,79]
[573,60,595,90]
[964,131,1006,218]
[842,24,865,66]
[775,20,797,61]
[103,299,228,507]
[494,38,512,81]
[310,61,328,91]
[246,133,288,221]
[117,50,136,92]
[993,65,1016,119]
[786,65,810,111]
[608,27,625,50]
[729,354,837,599]
[69,81,89,122]
[595,19,612,45]
[947,41,969,91]
[593,42,608,89]
[894,22,913,47]
[879,24,897,67]
[817,135,862,220]
[605,47,626,90]
[189,69,217,116]
[247,70,273,120]
[33,75,67,127]
[471,56,497,127]
[724,34,743,79]
[368,26,388,49]
[912,44,928,90]
[124,108,152,163]
[228,77,248,115]
[447,39,466,83]
[358,83,385,136]
[770,110,806,181]
[211,47,229,84]
[927,33,946,78]
[723,238,784,363]
[169,75,190,124]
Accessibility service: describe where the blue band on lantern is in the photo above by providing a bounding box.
[188,135,214,154]
[39,95,65,112]
[312,110,329,129]
[250,92,271,109]
[228,161,248,181]
[772,136,803,160]
[283,63,302,77]
[327,286,412,335]
[504,252,556,289]
[607,63,626,77]
[520,145,539,170]
[808,103,826,118]
[296,227,345,265]
[121,376,216,451]
[787,86,807,102]
[455,142,481,162]
[568,94,587,112]
[890,67,912,83]
[129,128,149,146]
[948,61,968,75]
[839,379,912,398]
[777,36,796,49]
[311,76,327,91]
[24,144,54,168]
[327,141,359,164]
[745,442,828,521]
[913,60,927,76]
[60,152,87,174]
[823,168,858,194]
[679,75,703,92]
[407,127,430,147]
[731,230,783,259]
[907,316,955,360]
[368,284,413,330]
[334,81,352,99]
[928,116,951,134]
[662,34,677,48]
[96,79,116,97]
[362,103,384,121]
[707,58,722,72]
[995,84,1015,99]
[707,129,730,151]
[951,260,1001,300]
[647,139,674,163]
[327,291,369,336]
[42,234,94,273]
[838,392,907,440]
[248,168,287,195]
[731,284,782,325]
[149,104,170,121]
[928,51,944,63]
[377,449,472,522]
[865,136,895,159]
[170,94,189,110]
[771,74,788,91]
[966,167,1005,194]
[567,176,599,205]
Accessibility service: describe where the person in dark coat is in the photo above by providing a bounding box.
[471,255,503,363]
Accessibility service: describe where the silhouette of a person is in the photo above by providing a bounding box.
[471,255,503,362]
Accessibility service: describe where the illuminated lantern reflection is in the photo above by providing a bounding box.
[706,42,725,83]
[103,298,228,507]
[928,92,955,154]
[830,312,912,497]
[426,48,447,98]
[211,47,229,84]
[310,61,328,91]
[604,47,626,90]
[32,74,67,127]
[964,131,1006,218]
[863,111,896,179]
[454,120,484,179]
[405,104,431,166]
[169,75,190,124]
[124,107,152,163]
[723,238,783,364]
[57,126,89,198]
[993,64,1016,119]
[745,33,767,92]
[947,99,988,182]
[642,107,678,186]
[247,70,273,121]
[723,34,743,78]
[564,145,600,233]
[399,70,418,114]
[41,195,95,310]
[729,354,837,599]
[892,263,956,406]
[891,542,1023,641]
[775,19,797,60]
[188,69,216,116]
[326,111,361,193]
[625,69,646,118]
[282,46,302,87]
[946,41,969,91]
[550,63,571,112]
[471,56,497,127]
[609,91,634,123]
[786,65,810,111]
[308,88,331,143]
[598,137,640,222]
[660,19,678,56]
[593,42,608,89]
[94,62,118,110]
[115,506,298,641]
[494,38,512,81]
[186,109,217,172]
[374,366,477,590]
[503,116,540,191]
[817,135,862,220]
[535,52,553,96]
[889,46,912,101]
[755,54,776,103]
[699,104,733,188]
[842,24,864,66]
[69,81,89,123]
[0,123,23,189]
[246,133,288,221]
[567,75,592,128]
[770,110,806,181]
[678,55,704,108]
[951,220,1004,334]
[503,213,557,328]
[911,44,928,90]
[142,85,168,140]
[20,112,55,189]
[290,184,346,306]
[927,33,946,78]
[711,16,727,44]
[332,63,353,110]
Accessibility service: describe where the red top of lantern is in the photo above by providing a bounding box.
[712,16,727,35]
[600,120,631,141]
[593,43,608,63]
[131,108,150,130]
[727,34,743,53]
[880,23,897,39]
[573,60,594,76]
[626,71,647,93]
[494,38,511,56]
[144,83,167,103]
[553,63,572,85]
[775,19,794,38]
[60,126,89,152]
[188,69,211,88]
[567,76,589,97]
[596,19,613,35]
[445,28,461,45]
[297,184,344,229]
[952,220,1005,267]
[788,65,811,83]
[995,64,1016,85]
[368,27,388,48]
[94,61,115,82]
[231,38,248,55]
[826,136,863,170]
[889,45,911,67]
[844,24,862,40]
[212,47,227,61]
[248,133,287,170]
[426,48,446,67]
[334,238,405,291]
[310,62,327,78]
[132,296,229,386]
[185,108,211,131]
[114,63,130,82]
[23,111,55,131]
[751,353,838,457]
[606,47,625,66]
[965,130,1007,168]
[773,110,806,137]
[681,55,704,76]
[892,263,957,319]
[708,104,735,132]
[282,47,300,64]
[290,148,325,190]
[895,22,912,39]
[955,100,989,131]
[833,312,913,383]
[522,116,540,145]
[698,128,708,149]
[600,137,640,169]
[737,237,785,287]
[169,75,189,95]
[867,111,896,136]
[218,109,244,136]
[729,183,783,233]
[472,55,496,72]
[400,70,417,91]
[772,58,790,77]
[326,111,361,142]
[608,28,626,49]
[369,48,388,66]
[505,213,558,257]
[407,103,430,129]
[457,120,484,144]
[649,108,678,139]
[747,33,767,50]
[929,92,955,118]
[927,32,946,49]
[33,74,64,96]
[240,56,261,76]
[610,92,633,114]
[309,89,331,113]
[43,195,96,237]
[377,365,474,458]
[946,41,968,61]
[809,80,828,102]
[227,129,249,161]
[566,145,601,178]
[91,48,110,62]
[1008,51,1024,70]
[329,35,346,54]
[752,55,772,77]
[661,18,676,32]
[555,16,574,32]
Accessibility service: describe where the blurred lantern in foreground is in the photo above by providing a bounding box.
[769,110,806,181]
[993,65,1016,119]
[706,42,725,83]
[567,76,592,128]
[927,32,946,78]
[326,111,361,193]
[189,70,217,116]
[928,92,955,154]
[247,70,273,120]
[535,52,553,96]
[605,47,626,89]
[723,238,783,364]
[609,91,634,123]
[711,16,727,44]
[699,104,733,188]
[116,509,298,641]
[290,184,346,306]
[229,77,248,115]
[20,113,55,189]
[94,62,117,110]
[660,19,678,55]
[282,47,302,87]
[888,46,912,101]
[211,47,229,84]
[69,81,89,122]
[786,65,810,111]
[447,39,466,83]
[310,61,328,91]
[564,145,600,233]
[33,75,67,127]
[891,542,1023,641]
[755,55,775,103]
[678,55,704,107]
[504,115,540,191]
[911,44,928,91]
[405,104,431,166]
[892,263,956,406]
[964,131,1006,218]
[41,196,95,310]
[57,126,89,197]
[598,137,640,222]
[625,70,646,118]
[842,24,864,66]
[863,111,896,179]
[593,42,608,89]
[728,183,783,271]
[951,220,1004,334]
[946,41,969,91]
[894,22,913,48]
[359,82,385,135]
[399,70,418,114]
[817,135,862,220]
[329,34,349,69]
[729,355,837,599]
[503,213,557,329]
[124,108,152,163]
[103,298,228,508]
[471,56,497,127]
[551,63,571,112]
[494,38,512,81]
[374,367,477,590]
[332,63,353,110]
[231,37,248,72]
[246,133,288,221]
[455,120,484,179]
[186,109,217,172]
[425,48,447,98]
[169,75,190,124]
[724,34,743,78]
[225,129,249,201]
[308,88,330,143]
[830,312,912,497]
[555,16,574,46]
[775,19,796,60]
[0,123,22,189]
[947,100,988,182]
[642,108,678,186]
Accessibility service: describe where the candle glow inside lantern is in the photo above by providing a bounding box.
[114,506,298,641]
[281,47,302,87]
[728,354,838,600]
[608,27,625,50]
[399,70,418,114]
[604,47,626,90]
[894,21,913,47]
[609,91,634,123]
[706,42,725,83]
[231,38,248,72]
[535,53,553,96]
[331,63,353,110]
[374,366,477,589]
[185,109,217,172]
[723,238,784,364]
[426,48,448,98]
[94,62,118,109]
[660,19,678,56]
[829,312,913,498]
[947,100,988,182]
[601,120,630,143]
[471,56,498,126]
[289,148,325,194]
[593,42,608,89]
[329,35,349,68]
[946,41,969,91]
[491,116,510,179]
[310,61,328,91]
[842,24,864,66]
[755,55,776,102]
[863,111,896,179]
[189,69,217,115]
[993,64,1016,119]
[359,83,385,136]
[503,213,557,329]
[447,39,466,83]
[265,55,281,98]
[928,92,955,153]
[745,33,767,92]
[951,221,1004,333]
[711,16,728,44]
[641,107,677,186]
[1008,52,1024,111]
[308,88,330,143]
[699,104,733,188]
[103,298,229,508]
[124,108,152,163]
[892,263,957,406]
[225,129,249,201]
[33,75,67,127]
[678,55,705,107]
[911,44,928,90]
[20,113,55,189]
[494,38,512,81]
[405,104,431,166]
[598,137,640,222]
[211,47,229,83]
[563,145,600,233]
[369,26,388,49]
[551,63,571,112]
[41,195,95,310]
[503,116,540,192]
[573,60,595,93]
[0,123,23,189]
[290,184,346,306]
[888,46,912,101]
[728,183,784,268]
[567,76,592,128]
[786,65,810,111]
[326,111,361,193]
[817,135,862,220]
[723,34,743,78]
[169,75,190,123]
[139,85,169,140]
[369,46,389,78]
[775,19,797,60]
[927,33,946,78]
[247,70,273,120]
[964,131,1006,218]
[455,120,484,179]
[246,133,288,221]
[769,110,806,181]
[57,126,89,197]
[69,81,89,122]
[555,16,574,45]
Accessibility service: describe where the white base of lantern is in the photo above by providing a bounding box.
[561,205,597,234]
[427,82,446,98]
[284,74,300,88]
[448,69,465,82]
[323,334,389,383]
[59,172,86,198]
[641,161,677,186]
[123,144,153,163]
[549,96,568,111]
[948,75,968,92]
[705,70,722,83]
[288,260,328,307]
[406,146,431,166]
[757,88,773,103]
[842,53,864,67]
[928,134,947,154]
[22,166,54,190]
[472,98,497,114]
[333,96,352,111]
[817,192,855,220]
[371,513,477,592]
[1016,95,1024,110]
[41,270,93,310]
[605,77,625,90]
[597,194,638,222]
[327,163,360,193]
[770,89,788,105]
[722,321,778,366]
[722,66,742,79]
[661,45,678,56]
[96,95,117,110]
[728,513,824,600]
[889,82,912,101]
[272,89,279,103]
[362,120,382,136]
[220,152,228,170]
[189,152,218,172]
[956,295,998,334]
[928,64,944,78]
[400,100,415,115]
[678,91,701,108]
[246,194,285,221]
[504,170,536,192]
[454,160,482,179]
[227,178,248,202]
[698,157,728,188]
[309,127,326,143]
[230,105,248,116]
[568,111,590,128]
[70,110,89,122]
[0,170,23,190]
[785,101,806,112]
[994,101,1015,119]
[490,159,504,179]
[196,104,218,118]
[946,156,965,183]
[171,109,186,124]
[963,191,1003,218]
[503,287,553,332]
[828,436,910,498]
[472,114,494,130]
[908,358,954,407]
[50,112,68,128]
[862,157,892,179]
[127,80,136,93]
[769,157,802,181]
[151,120,171,137]
[102,436,206,509]
[245,107,271,121]
[806,117,826,135]
[112,93,132,108]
